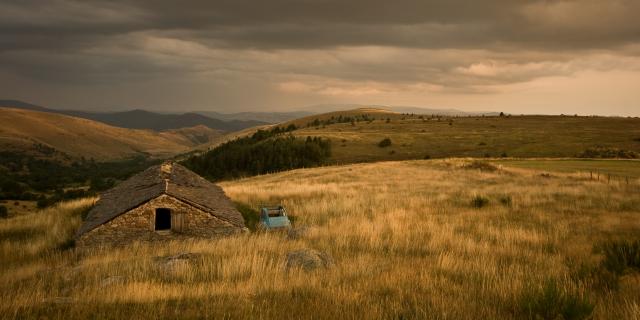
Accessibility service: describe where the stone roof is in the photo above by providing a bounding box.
[76,162,245,237]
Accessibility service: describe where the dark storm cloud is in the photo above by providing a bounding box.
[0,0,639,114]
[2,0,639,51]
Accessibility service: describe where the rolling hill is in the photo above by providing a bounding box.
[62,109,265,132]
[301,104,499,116]
[0,100,265,132]
[195,110,313,124]
[281,107,400,128]
[285,109,640,163]
[0,107,222,160]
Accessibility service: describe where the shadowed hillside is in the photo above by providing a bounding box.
[0,107,221,160]
[63,109,265,132]
[0,100,266,132]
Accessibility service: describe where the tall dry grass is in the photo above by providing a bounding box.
[1,160,639,319]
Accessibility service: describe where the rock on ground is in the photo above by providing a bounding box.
[100,275,126,287]
[286,248,334,271]
[154,251,202,273]
[287,226,310,240]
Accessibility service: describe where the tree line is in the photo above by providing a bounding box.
[0,152,159,207]
[182,125,331,181]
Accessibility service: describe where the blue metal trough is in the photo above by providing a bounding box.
[259,205,292,230]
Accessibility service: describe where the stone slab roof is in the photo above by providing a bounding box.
[76,162,245,237]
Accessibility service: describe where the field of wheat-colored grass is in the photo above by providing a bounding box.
[1,160,639,319]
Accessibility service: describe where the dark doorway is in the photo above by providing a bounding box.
[155,208,171,230]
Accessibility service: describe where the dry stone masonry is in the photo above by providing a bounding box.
[76,162,247,247]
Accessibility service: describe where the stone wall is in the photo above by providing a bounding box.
[77,194,246,247]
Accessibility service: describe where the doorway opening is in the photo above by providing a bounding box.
[155,208,171,231]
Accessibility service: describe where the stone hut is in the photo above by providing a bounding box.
[76,162,247,247]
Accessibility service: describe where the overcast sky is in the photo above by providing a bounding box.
[1,0,639,115]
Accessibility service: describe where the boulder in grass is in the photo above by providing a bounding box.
[155,251,202,273]
[286,249,333,271]
[287,226,310,240]
[100,275,126,287]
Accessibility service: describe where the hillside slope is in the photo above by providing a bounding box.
[282,107,399,128]
[195,110,312,124]
[0,100,266,131]
[0,108,221,160]
[286,111,640,163]
[3,160,638,318]
[63,109,265,132]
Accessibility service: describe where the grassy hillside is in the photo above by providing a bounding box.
[1,160,639,319]
[282,107,399,128]
[62,109,266,132]
[195,110,313,124]
[286,111,640,163]
[0,100,266,131]
[0,108,222,160]
[491,159,640,179]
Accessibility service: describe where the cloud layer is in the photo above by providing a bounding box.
[1,0,639,115]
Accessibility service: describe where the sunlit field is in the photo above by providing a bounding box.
[291,115,640,164]
[1,160,639,319]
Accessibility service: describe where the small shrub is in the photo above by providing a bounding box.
[463,161,498,172]
[0,205,8,219]
[501,152,508,158]
[56,238,76,251]
[599,239,640,275]
[389,150,396,155]
[579,146,639,159]
[423,155,431,160]
[633,137,640,142]
[478,142,487,146]
[573,262,620,291]
[519,279,594,320]
[471,195,489,208]
[378,138,392,148]
[499,195,512,206]
[234,202,261,231]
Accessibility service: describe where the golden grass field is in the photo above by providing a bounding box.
[1,160,639,319]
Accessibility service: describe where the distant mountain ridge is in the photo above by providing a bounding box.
[301,104,499,116]
[0,100,266,132]
[195,110,313,123]
[0,100,499,132]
